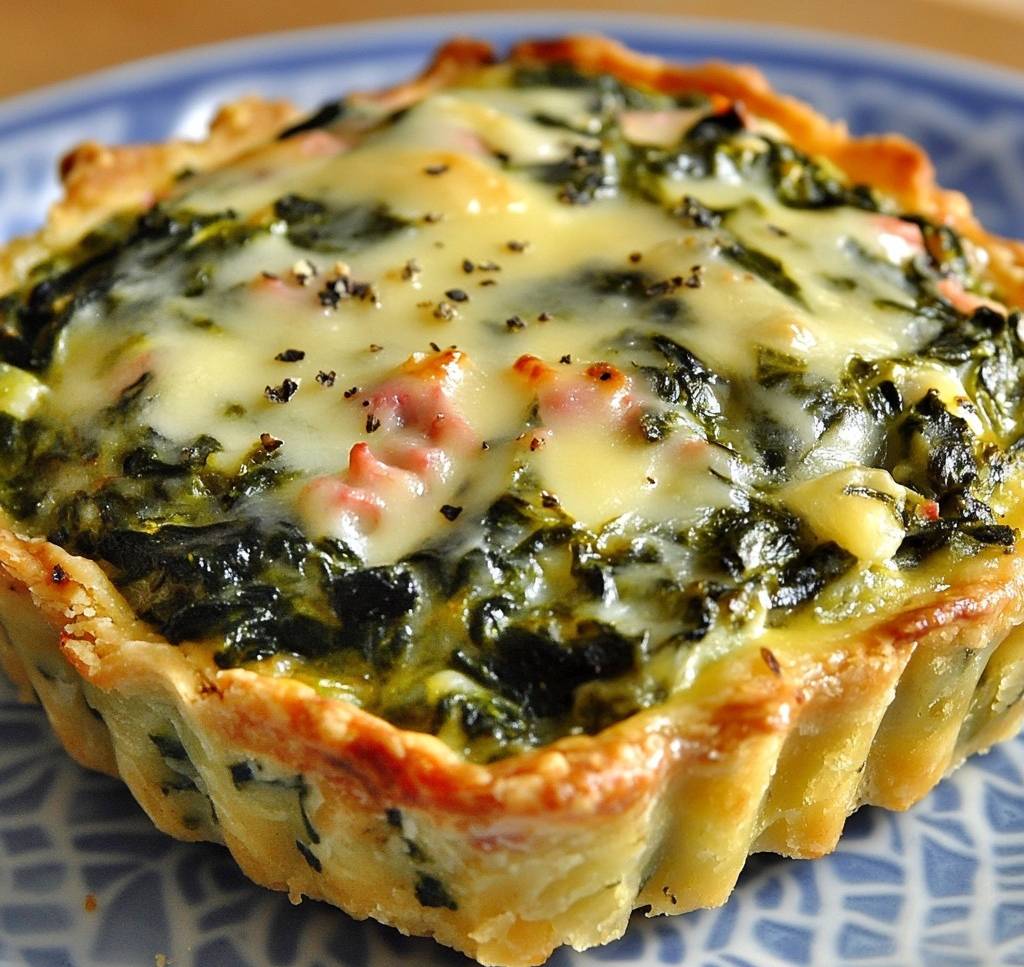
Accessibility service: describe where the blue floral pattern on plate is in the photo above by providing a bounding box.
[2,14,1024,966]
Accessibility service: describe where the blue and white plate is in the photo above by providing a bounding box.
[3,14,1024,967]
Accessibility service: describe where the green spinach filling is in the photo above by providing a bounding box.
[0,64,1021,762]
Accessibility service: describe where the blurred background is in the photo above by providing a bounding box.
[4,0,1024,99]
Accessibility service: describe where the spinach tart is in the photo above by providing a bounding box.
[3,34,1024,966]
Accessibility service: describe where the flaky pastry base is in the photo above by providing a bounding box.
[3,36,1024,967]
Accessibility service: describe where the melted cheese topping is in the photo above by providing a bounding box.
[1,62,1020,760]
[45,86,960,559]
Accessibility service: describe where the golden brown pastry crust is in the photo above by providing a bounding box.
[0,97,298,294]
[3,35,1024,967]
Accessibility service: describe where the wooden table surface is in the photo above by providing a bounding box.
[3,0,1023,101]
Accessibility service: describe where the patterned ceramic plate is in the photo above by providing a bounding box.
[3,14,1024,967]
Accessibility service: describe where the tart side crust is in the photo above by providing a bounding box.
[2,35,1024,967]
[3,526,1024,967]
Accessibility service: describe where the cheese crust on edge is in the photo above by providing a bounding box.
[2,35,1024,966]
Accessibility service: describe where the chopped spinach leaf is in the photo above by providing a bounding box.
[643,333,724,433]
[330,566,420,666]
[295,840,322,873]
[465,619,638,720]
[896,390,978,499]
[273,195,410,253]
[526,144,619,205]
[149,733,188,761]
[414,873,458,910]
[770,542,856,610]
[277,100,347,140]
[722,241,805,306]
